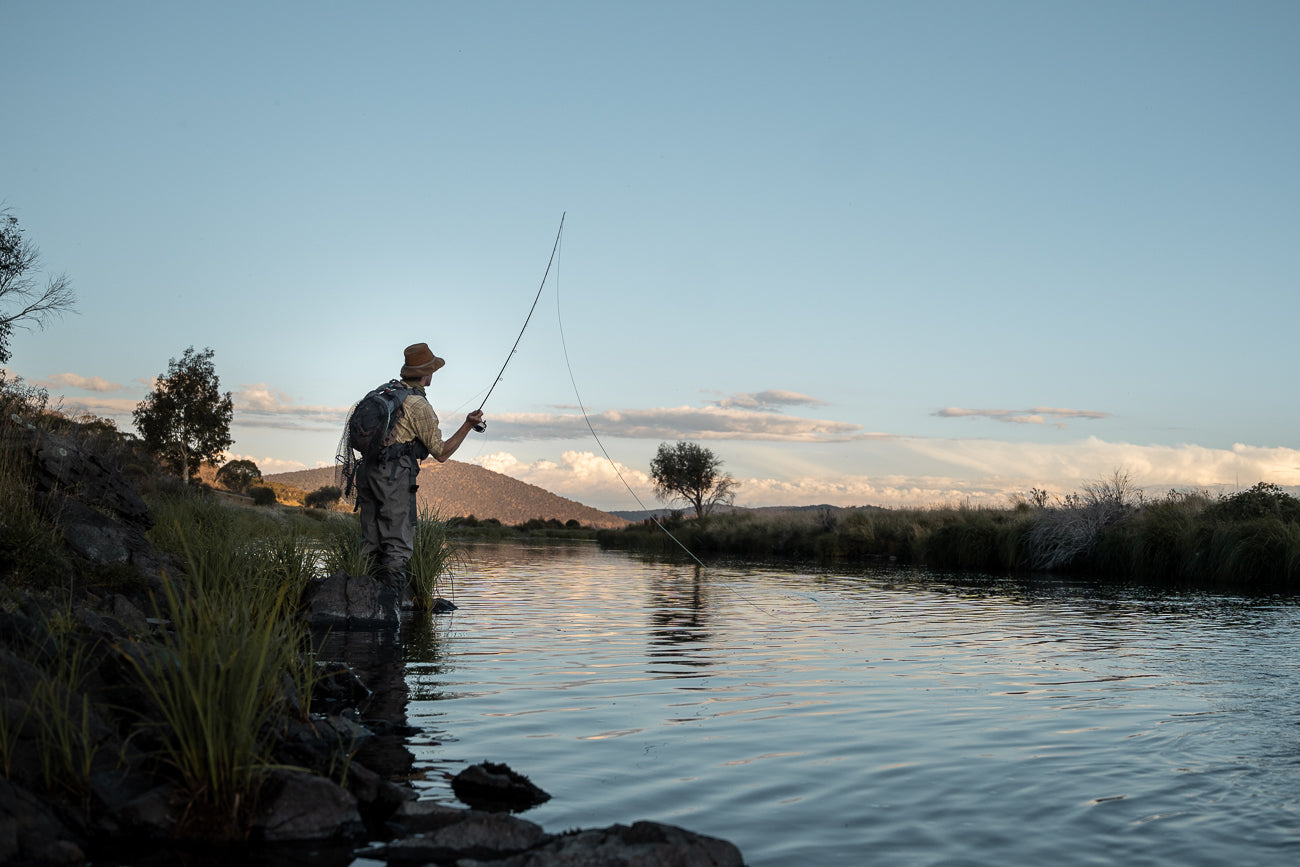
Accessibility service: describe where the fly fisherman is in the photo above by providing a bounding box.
[357,342,484,597]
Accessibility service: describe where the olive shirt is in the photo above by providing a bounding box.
[389,381,444,459]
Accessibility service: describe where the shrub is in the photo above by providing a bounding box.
[249,485,277,506]
[304,485,342,509]
[214,458,262,493]
[1204,482,1300,524]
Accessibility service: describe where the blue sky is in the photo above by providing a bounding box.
[4,1,1298,511]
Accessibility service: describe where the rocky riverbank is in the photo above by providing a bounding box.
[0,420,745,866]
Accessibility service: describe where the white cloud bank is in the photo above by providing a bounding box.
[474,437,1300,511]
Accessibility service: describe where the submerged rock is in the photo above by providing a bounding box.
[451,762,551,813]
[506,820,745,867]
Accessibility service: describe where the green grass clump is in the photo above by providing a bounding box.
[122,537,308,835]
[407,510,462,610]
[318,514,374,578]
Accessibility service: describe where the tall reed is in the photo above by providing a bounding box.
[407,510,461,609]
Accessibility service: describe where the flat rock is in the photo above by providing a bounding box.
[302,571,399,629]
[384,811,548,863]
[500,820,746,867]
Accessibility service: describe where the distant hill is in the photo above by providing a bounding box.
[266,460,629,529]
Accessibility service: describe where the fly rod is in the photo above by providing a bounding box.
[473,212,566,432]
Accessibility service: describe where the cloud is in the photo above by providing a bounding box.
[903,436,1300,497]
[485,404,884,443]
[934,406,1112,427]
[232,383,349,432]
[470,450,652,505]
[706,390,828,411]
[46,395,141,422]
[473,438,1300,512]
[35,373,124,393]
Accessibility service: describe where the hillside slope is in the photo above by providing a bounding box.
[267,460,628,529]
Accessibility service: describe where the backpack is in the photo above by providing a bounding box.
[336,379,422,501]
[347,379,413,460]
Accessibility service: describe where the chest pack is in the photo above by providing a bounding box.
[347,379,413,460]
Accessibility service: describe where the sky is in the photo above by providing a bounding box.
[3,1,1299,512]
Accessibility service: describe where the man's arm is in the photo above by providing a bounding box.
[433,410,485,463]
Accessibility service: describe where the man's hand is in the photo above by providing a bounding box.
[467,410,485,432]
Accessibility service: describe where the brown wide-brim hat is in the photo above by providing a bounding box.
[401,342,446,379]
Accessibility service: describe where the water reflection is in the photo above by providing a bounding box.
[311,624,413,781]
[400,543,1300,866]
[646,565,713,645]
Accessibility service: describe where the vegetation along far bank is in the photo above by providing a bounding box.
[599,473,1300,593]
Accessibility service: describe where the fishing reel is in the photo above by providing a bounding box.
[473,420,487,433]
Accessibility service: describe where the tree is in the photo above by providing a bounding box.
[304,485,343,509]
[215,458,262,493]
[0,209,76,364]
[649,441,738,520]
[133,346,234,484]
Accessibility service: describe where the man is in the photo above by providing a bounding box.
[357,342,484,590]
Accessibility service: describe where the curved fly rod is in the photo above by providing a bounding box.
[472,212,566,433]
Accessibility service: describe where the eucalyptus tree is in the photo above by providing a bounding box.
[133,346,234,484]
[649,441,738,520]
[0,210,76,364]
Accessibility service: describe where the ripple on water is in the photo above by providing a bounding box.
[403,543,1300,866]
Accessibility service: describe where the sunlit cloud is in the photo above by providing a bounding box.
[471,450,652,504]
[903,436,1300,498]
[35,373,124,393]
[934,406,1111,428]
[47,395,141,423]
[705,389,828,411]
[232,383,348,432]
[474,438,1300,512]
[487,404,887,443]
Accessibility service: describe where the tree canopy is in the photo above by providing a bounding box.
[0,210,76,364]
[133,346,234,483]
[649,441,738,519]
[215,458,262,493]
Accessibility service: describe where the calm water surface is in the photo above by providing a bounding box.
[398,541,1300,866]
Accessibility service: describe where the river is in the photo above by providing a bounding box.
[384,540,1300,866]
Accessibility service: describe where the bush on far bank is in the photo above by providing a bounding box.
[598,480,1300,592]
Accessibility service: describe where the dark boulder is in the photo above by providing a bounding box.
[0,777,87,867]
[451,762,551,813]
[251,769,364,843]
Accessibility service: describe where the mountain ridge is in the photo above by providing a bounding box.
[266,460,628,529]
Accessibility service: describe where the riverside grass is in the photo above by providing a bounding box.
[408,509,461,610]
[1,485,461,837]
[599,480,1300,591]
